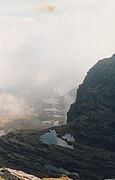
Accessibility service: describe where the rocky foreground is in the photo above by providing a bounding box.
[0,168,73,180]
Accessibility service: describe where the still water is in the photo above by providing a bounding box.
[40,129,74,149]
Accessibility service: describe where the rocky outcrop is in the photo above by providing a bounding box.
[0,167,40,180]
[68,54,115,123]
[0,168,72,180]
[67,54,115,150]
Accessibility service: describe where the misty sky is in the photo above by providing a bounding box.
[0,0,115,95]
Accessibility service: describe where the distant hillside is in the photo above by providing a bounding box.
[59,88,77,122]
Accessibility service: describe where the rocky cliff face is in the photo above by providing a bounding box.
[67,54,115,150]
[68,54,115,122]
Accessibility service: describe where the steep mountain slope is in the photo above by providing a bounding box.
[68,54,115,122]
[67,54,115,150]
[0,55,115,180]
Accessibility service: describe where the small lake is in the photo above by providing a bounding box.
[40,129,74,149]
[62,134,75,142]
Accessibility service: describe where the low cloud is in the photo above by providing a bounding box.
[0,0,114,128]
[0,91,32,126]
[0,0,115,93]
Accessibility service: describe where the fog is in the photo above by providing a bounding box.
[0,0,115,92]
[0,0,115,128]
[0,91,32,126]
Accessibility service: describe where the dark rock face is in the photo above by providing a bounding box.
[68,54,115,122]
[0,55,115,180]
[67,54,115,150]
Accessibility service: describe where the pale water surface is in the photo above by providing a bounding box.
[40,129,74,149]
